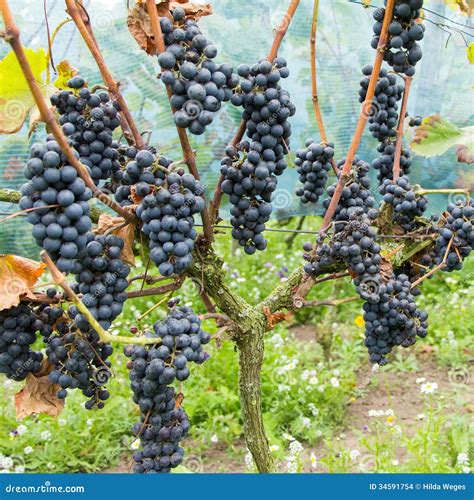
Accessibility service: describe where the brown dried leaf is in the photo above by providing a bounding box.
[0,255,46,311]
[170,1,213,19]
[127,1,212,54]
[456,144,474,164]
[130,185,144,205]
[380,258,393,283]
[15,370,64,420]
[263,306,289,330]
[96,213,136,266]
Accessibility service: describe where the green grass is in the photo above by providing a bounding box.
[0,221,472,473]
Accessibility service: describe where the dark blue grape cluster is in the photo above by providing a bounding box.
[20,138,92,273]
[379,175,427,231]
[0,304,43,381]
[113,148,172,207]
[363,272,428,365]
[359,65,403,142]
[220,143,273,254]
[50,76,121,184]
[68,233,130,332]
[221,58,295,253]
[157,7,238,135]
[303,212,383,304]
[372,141,412,183]
[137,171,205,276]
[125,302,210,473]
[38,304,113,409]
[295,139,334,204]
[408,115,423,127]
[434,201,473,272]
[372,1,425,76]
[322,157,378,231]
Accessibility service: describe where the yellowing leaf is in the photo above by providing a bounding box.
[467,43,474,64]
[0,48,48,134]
[445,0,471,14]
[354,315,365,328]
[54,60,78,90]
[0,254,46,311]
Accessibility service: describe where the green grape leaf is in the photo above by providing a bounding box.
[411,114,474,164]
[467,42,474,64]
[0,48,48,134]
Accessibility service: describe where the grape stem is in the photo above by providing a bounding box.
[40,250,162,345]
[299,295,361,308]
[0,204,60,224]
[410,235,454,289]
[144,0,215,245]
[209,0,302,225]
[46,17,73,84]
[393,76,413,181]
[414,187,471,200]
[319,0,396,233]
[0,1,139,225]
[64,0,146,150]
[310,0,338,175]
[126,279,184,299]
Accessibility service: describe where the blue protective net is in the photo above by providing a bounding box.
[0,0,472,258]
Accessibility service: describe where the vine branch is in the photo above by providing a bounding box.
[41,251,162,345]
[310,0,338,174]
[393,76,412,181]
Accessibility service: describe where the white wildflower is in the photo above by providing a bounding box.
[210,434,219,444]
[14,465,25,473]
[350,450,361,461]
[269,445,280,452]
[330,377,340,388]
[301,417,311,428]
[130,439,141,450]
[457,453,469,465]
[16,425,27,435]
[310,452,318,469]
[23,446,33,455]
[289,440,304,455]
[41,431,51,441]
[1,457,13,469]
[416,413,426,420]
[420,382,438,394]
